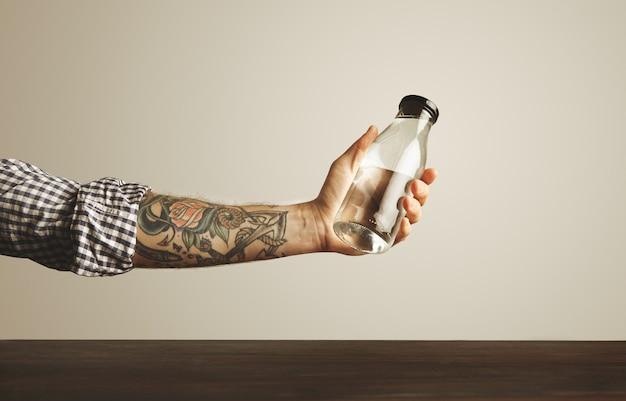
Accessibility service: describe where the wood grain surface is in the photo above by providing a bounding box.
[1,341,625,400]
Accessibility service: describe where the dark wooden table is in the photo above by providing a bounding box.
[1,341,625,400]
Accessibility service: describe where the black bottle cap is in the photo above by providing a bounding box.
[398,95,439,124]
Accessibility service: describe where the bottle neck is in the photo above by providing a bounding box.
[395,107,436,122]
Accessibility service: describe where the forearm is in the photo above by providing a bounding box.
[131,190,327,269]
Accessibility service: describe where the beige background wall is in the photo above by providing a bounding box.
[1,0,625,340]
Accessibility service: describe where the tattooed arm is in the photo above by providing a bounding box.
[131,192,325,268]
[132,126,438,269]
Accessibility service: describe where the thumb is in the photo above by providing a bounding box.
[340,125,379,172]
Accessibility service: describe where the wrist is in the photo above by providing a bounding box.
[283,200,328,255]
[301,200,330,253]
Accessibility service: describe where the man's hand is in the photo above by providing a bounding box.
[311,125,438,255]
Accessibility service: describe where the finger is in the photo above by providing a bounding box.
[402,196,422,224]
[408,180,430,206]
[340,125,379,171]
[394,217,411,245]
[421,168,438,185]
[340,125,378,157]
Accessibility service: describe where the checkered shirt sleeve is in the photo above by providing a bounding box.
[0,158,151,277]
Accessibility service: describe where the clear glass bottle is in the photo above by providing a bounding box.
[333,95,439,253]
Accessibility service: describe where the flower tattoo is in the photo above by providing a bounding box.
[136,194,287,266]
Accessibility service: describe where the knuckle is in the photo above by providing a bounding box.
[408,198,421,219]
[349,155,361,173]
[416,181,429,197]
[355,138,368,154]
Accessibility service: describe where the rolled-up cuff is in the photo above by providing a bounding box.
[69,177,150,277]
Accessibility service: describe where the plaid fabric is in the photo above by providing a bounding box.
[0,159,151,277]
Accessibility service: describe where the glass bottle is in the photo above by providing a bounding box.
[332,94,439,253]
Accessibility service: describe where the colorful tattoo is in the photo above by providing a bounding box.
[135,194,288,266]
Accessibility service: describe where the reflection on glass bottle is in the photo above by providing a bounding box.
[333,95,439,253]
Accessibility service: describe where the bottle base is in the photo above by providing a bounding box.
[333,221,391,254]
